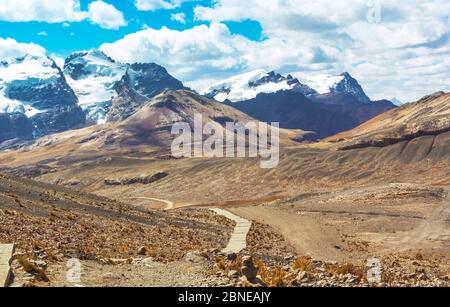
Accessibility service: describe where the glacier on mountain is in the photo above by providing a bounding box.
[0,55,64,118]
[301,72,371,103]
[64,50,127,124]
[202,70,316,103]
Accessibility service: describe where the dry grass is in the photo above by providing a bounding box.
[215,257,227,272]
[16,256,49,282]
[255,259,291,287]
[292,256,314,272]
[326,262,365,280]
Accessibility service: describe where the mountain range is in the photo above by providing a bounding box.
[203,70,396,138]
[0,50,396,145]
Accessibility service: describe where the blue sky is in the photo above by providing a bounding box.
[0,0,448,102]
[0,0,264,57]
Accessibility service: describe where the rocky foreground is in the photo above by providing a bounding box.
[7,211,450,287]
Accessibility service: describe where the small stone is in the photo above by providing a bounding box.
[228,270,240,279]
[241,265,257,281]
[34,260,48,270]
[242,256,253,267]
[185,251,205,263]
[226,252,237,261]
[284,255,295,261]
[297,271,310,282]
[418,273,428,281]
[137,247,147,255]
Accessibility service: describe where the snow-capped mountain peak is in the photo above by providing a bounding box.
[63,49,128,123]
[63,49,186,123]
[0,54,58,83]
[0,54,63,117]
[202,70,316,103]
[302,72,371,103]
[0,53,85,140]
[64,49,124,80]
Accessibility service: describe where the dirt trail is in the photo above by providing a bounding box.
[392,188,450,252]
[130,197,174,210]
[230,206,348,262]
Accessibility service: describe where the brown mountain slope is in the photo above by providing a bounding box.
[117,89,306,147]
[0,173,233,263]
[0,90,305,169]
[327,92,450,149]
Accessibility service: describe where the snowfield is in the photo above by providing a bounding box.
[202,70,296,103]
[64,50,127,124]
[0,55,59,117]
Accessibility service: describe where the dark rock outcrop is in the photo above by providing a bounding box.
[104,172,169,186]
[0,113,33,144]
[107,64,187,122]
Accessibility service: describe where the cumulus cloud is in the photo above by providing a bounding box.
[171,13,186,24]
[192,0,450,101]
[99,22,327,86]
[0,0,85,23]
[88,0,127,30]
[0,37,46,60]
[0,0,126,30]
[100,24,252,81]
[134,0,195,11]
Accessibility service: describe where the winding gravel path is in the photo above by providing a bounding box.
[130,197,174,210]
[211,209,252,254]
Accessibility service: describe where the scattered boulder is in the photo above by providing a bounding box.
[297,271,310,283]
[104,172,169,186]
[226,252,237,261]
[241,256,258,281]
[104,179,121,186]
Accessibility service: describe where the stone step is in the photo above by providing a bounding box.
[0,244,15,287]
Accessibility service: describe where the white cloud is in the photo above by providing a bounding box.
[37,31,48,37]
[0,0,85,23]
[0,37,46,60]
[191,0,450,101]
[134,0,197,11]
[99,22,330,90]
[171,13,186,24]
[100,24,256,81]
[0,0,126,30]
[88,0,127,30]
[91,0,450,101]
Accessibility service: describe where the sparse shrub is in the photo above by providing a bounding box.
[255,259,290,287]
[415,252,424,261]
[326,262,364,280]
[292,256,314,272]
[215,257,227,271]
